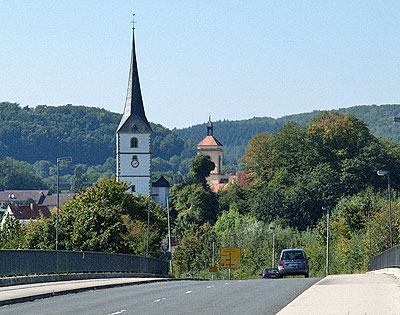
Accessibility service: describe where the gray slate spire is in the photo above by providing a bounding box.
[116,27,152,133]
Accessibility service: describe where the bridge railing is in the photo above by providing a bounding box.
[0,249,168,276]
[370,244,400,271]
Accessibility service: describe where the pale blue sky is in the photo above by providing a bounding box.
[1,1,400,128]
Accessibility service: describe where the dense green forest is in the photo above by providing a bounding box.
[0,102,196,187]
[175,104,400,165]
[2,101,400,189]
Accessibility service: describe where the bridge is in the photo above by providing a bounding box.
[0,246,399,314]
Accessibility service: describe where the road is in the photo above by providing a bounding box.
[0,278,320,315]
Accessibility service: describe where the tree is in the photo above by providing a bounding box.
[187,154,215,186]
[172,223,216,277]
[70,165,85,192]
[172,183,219,236]
[0,157,47,190]
[57,179,167,255]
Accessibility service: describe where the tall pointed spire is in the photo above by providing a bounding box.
[116,21,152,133]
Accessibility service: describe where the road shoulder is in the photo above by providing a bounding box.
[276,272,400,315]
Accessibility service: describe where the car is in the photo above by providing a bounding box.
[261,268,279,279]
[277,249,309,278]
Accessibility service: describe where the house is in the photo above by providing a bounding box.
[152,176,171,207]
[0,190,75,211]
[1,204,51,229]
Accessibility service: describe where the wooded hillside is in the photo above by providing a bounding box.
[175,104,400,165]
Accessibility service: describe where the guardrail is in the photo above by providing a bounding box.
[0,249,168,276]
[370,244,400,270]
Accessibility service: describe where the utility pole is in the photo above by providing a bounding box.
[166,196,174,274]
[270,226,276,268]
[56,157,72,251]
[323,207,329,276]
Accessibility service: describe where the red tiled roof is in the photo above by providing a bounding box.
[8,205,51,220]
[210,183,229,193]
[198,136,223,146]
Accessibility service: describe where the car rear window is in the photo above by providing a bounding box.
[282,250,304,260]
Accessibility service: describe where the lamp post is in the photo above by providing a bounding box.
[146,193,158,257]
[210,236,215,280]
[56,157,72,251]
[166,196,175,274]
[270,226,276,268]
[322,206,329,276]
[377,170,393,248]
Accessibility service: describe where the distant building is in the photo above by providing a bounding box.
[1,204,51,229]
[0,190,74,211]
[151,176,171,207]
[197,116,230,187]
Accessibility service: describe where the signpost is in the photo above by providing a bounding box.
[220,247,241,280]
[209,266,218,273]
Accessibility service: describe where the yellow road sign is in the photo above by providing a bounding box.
[209,266,218,273]
[220,247,241,269]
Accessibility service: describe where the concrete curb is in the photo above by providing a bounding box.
[0,272,170,287]
[0,277,197,307]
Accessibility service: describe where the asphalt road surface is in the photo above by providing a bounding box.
[0,278,320,315]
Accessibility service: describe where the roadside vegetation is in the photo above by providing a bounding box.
[1,111,399,279]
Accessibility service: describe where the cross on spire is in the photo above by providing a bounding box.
[131,13,136,30]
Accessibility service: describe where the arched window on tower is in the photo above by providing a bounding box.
[130,137,138,148]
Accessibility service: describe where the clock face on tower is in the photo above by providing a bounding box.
[131,155,139,168]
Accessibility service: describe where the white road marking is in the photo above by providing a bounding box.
[154,299,161,302]
[161,298,166,300]
[185,290,192,294]
[206,285,215,289]
[108,310,126,315]
[225,283,229,285]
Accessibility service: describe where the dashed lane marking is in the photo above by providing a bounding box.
[185,291,192,294]
[108,310,126,315]
[206,285,215,289]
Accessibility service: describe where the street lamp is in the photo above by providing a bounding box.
[146,193,158,257]
[361,202,371,259]
[322,206,329,276]
[377,170,393,248]
[56,157,72,251]
[166,196,175,274]
[210,236,215,280]
[270,226,276,268]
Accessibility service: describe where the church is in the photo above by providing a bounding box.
[115,25,169,205]
[115,24,238,198]
[197,116,231,189]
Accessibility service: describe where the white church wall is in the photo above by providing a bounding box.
[119,134,150,152]
[119,154,151,176]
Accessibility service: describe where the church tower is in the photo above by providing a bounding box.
[116,24,152,196]
[197,116,227,185]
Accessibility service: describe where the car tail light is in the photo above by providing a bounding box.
[303,259,307,266]
[279,259,283,267]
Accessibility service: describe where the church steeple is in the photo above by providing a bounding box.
[207,115,213,136]
[116,24,151,133]
[116,20,152,197]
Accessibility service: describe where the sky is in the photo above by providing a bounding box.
[1,1,400,129]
